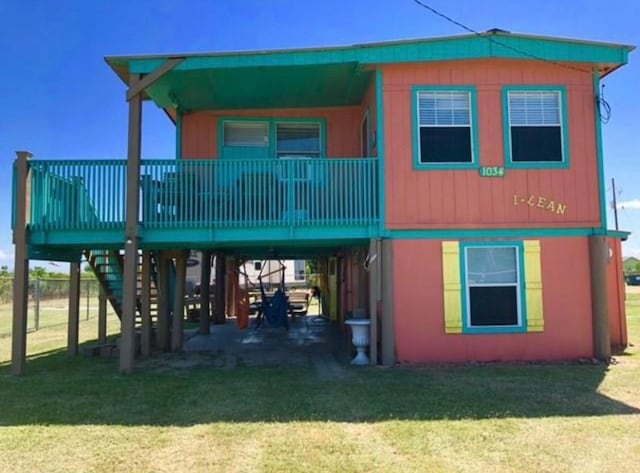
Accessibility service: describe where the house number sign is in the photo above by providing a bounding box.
[479,166,505,177]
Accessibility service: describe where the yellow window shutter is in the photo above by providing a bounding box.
[523,240,544,332]
[442,241,462,334]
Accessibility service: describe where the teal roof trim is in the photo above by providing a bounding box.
[111,33,632,75]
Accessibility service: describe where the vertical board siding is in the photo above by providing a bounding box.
[182,107,361,159]
[383,59,601,229]
[607,237,628,349]
[392,237,593,362]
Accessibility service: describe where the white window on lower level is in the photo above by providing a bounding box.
[464,245,522,328]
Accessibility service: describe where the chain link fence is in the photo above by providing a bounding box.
[0,278,115,337]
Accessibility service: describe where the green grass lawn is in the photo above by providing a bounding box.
[0,295,639,472]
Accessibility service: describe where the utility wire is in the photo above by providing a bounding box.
[410,0,592,74]
[410,0,613,122]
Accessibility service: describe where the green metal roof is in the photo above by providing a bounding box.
[106,31,633,111]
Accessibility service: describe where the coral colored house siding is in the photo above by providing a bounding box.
[392,237,594,362]
[181,107,363,159]
[381,59,601,229]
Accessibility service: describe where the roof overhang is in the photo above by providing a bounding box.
[106,31,634,111]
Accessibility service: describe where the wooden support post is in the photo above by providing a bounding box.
[368,239,381,366]
[318,257,330,318]
[140,250,152,357]
[214,253,226,324]
[98,284,107,345]
[120,73,143,374]
[172,251,187,351]
[226,257,237,318]
[11,151,32,376]
[590,235,611,360]
[199,251,212,334]
[67,261,81,356]
[381,239,395,366]
[157,253,171,351]
[358,252,368,310]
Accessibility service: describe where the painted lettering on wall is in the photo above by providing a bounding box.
[513,194,567,215]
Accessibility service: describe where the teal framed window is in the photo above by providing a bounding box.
[460,242,527,334]
[503,86,570,169]
[219,118,326,160]
[223,121,269,147]
[412,86,479,169]
[275,122,321,158]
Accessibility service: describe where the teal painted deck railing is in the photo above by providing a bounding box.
[27,158,379,235]
[29,160,127,232]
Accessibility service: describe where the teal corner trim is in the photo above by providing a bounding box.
[459,240,528,335]
[502,85,570,170]
[411,86,480,170]
[376,69,386,234]
[176,110,183,159]
[593,72,608,230]
[218,117,327,159]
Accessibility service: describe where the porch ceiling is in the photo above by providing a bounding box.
[143,63,373,110]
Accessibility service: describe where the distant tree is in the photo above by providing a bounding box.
[30,266,47,279]
[0,265,11,302]
[82,264,96,279]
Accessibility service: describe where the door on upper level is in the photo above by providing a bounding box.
[220,119,324,220]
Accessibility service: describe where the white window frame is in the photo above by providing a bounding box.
[504,88,568,167]
[464,245,522,329]
[415,89,475,166]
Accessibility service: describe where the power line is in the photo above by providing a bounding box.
[410,0,592,74]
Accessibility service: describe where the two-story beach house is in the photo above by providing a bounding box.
[10,30,633,374]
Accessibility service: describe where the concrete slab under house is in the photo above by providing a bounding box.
[10,30,634,374]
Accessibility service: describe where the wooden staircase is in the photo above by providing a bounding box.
[84,249,163,326]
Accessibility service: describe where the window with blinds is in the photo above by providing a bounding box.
[465,246,521,327]
[507,90,564,163]
[223,122,268,147]
[276,123,321,158]
[417,90,473,163]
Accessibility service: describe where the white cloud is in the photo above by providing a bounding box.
[0,249,14,261]
[617,199,640,210]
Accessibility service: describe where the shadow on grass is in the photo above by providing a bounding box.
[1,340,638,427]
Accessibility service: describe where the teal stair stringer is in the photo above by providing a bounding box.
[84,249,125,320]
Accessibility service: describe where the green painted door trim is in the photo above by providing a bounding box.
[376,69,386,235]
[502,85,570,170]
[411,85,481,170]
[593,71,608,230]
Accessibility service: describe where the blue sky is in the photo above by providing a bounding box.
[1,0,639,268]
